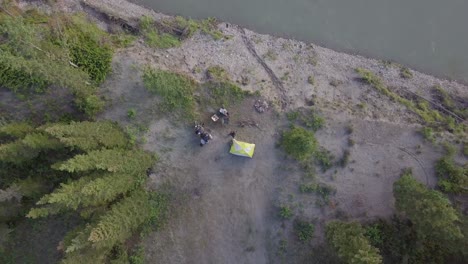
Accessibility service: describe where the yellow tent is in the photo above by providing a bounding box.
[230,139,255,158]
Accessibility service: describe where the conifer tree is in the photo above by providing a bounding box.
[0,133,62,164]
[326,221,382,264]
[33,172,141,211]
[42,121,128,151]
[52,149,155,173]
[0,122,34,139]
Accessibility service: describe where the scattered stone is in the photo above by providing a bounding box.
[329,79,343,87]
[241,75,250,85]
[254,99,269,113]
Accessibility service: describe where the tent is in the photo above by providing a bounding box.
[230,139,255,158]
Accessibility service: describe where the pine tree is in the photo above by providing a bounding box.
[393,171,463,243]
[52,149,155,173]
[35,172,141,210]
[0,122,34,139]
[42,121,128,151]
[86,191,151,249]
[0,133,62,164]
[326,221,382,264]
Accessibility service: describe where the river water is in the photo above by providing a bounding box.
[132,0,468,82]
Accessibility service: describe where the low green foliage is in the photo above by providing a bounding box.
[129,245,145,264]
[263,50,277,61]
[294,219,315,242]
[280,126,318,161]
[127,108,137,119]
[206,65,229,82]
[435,156,467,194]
[139,16,180,49]
[433,85,468,120]
[206,81,250,107]
[169,16,224,40]
[142,67,197,115]
[0,10,114,117]
[299,182,335,199]
[307,75,315,85]
[286,111,299,122]
[314,147,334,171]
[278,205,293,220]
[421,127,435,143]
[287,108,325,131]
[399,67,413,79]
[326,221,383,264]
[356,68,462,132]
[64,15,113,85]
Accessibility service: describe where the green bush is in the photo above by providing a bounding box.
[294,219,315,242]
[421,127,435,143]
[278,205,293,220]
[280,126,318,161]
[314,148,334,171]
[142,68,196,114]
[435,157,467,194]
[127,108,137,119]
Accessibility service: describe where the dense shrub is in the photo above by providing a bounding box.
[280,126,318,161]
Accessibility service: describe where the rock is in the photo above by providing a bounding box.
[241,75,250,85]
[254,100,269,113]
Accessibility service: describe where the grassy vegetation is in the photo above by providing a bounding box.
[435,155,467,194]
[142,67,197,115]
[314,147,334,171]
[206,65,229,82]
[299,182,336,203]
[0,8,119,117]
[307,75,315,85]
[356,68,465,133]
[399,67,413,79]
[263,50,278,61]
[205,80,251,107]
[286,108,325,132]
[168,16,224,40]
[140,16,180,49]
[421,127,435,143]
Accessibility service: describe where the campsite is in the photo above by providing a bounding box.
[0,0,467,263]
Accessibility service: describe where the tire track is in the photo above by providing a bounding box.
[238,27,288,109]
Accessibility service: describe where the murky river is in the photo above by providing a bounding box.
[132,0,468,82]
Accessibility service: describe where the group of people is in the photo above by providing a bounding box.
[194,107,233,147]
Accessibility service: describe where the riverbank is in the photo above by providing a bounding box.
[8,0,468,263]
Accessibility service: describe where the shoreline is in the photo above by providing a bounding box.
[127,0,468,85]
